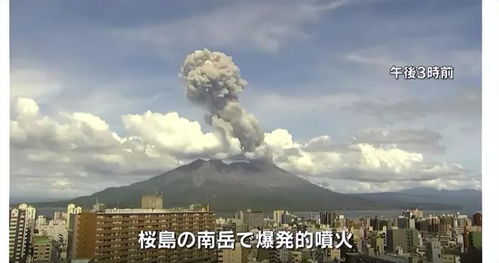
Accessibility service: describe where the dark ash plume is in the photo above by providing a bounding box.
[180,49,265,154]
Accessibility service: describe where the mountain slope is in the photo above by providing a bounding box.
[37,159,383,211]
[35,159,471,212]
[350,188,481,214]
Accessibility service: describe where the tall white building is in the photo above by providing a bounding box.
[9,203,36,263]
[66,203,82,227]
[426,239,444,263]
[47,219,68,242]
[221,243,248,263]
[141,193,163,209]
[273,210,286,225]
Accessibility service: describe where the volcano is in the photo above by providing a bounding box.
[38,159,386,211]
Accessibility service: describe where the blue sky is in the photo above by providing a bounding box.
[10,0,481,201]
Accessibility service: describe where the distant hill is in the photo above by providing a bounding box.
[34,159,471,212]
[350,188,481,214]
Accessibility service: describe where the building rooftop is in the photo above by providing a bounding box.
[99,208,212,214]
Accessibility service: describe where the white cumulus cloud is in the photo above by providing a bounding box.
[10,97,479,199]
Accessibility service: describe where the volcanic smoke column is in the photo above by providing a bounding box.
[180,49,265,154]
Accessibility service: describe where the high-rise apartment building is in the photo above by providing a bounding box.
[386,228,419,254]
[472,212,482,226]
[319,211,334,226]
[240,210,264,230]
[426,239,443,263]
[66,203,82,227]
[273,210,286,225]
[70,208,216,262]
[9,203,36,263]
[220,243,248,263]
[32,236,55,262]
[141,193,163,209]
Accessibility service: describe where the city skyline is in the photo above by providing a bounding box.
[9,195,482,263]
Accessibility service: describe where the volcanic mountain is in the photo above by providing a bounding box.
[39,159,386,211]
